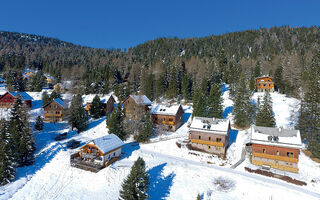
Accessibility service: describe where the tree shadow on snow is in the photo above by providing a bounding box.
[182,111,191,124]
[223,106,233,119]
[31,100,43,110]
[148,163,175,200]
[228,129,239,146]
[87,116,106,130]
[120,142,140,159]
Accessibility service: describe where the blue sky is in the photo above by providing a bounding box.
[0,0,319,49]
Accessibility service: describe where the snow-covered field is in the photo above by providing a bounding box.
[0,86,320,200]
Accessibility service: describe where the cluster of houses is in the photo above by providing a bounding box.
[0,74,303,174]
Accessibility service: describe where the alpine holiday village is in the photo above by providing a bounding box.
[0,3,320,199]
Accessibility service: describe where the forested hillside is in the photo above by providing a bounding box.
[0,26,320,98]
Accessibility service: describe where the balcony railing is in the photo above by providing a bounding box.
[252,152,298,163]
[190,139,224,147]
[44,113,62,117]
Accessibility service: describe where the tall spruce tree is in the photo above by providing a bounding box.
[136,113,153,143]
[192,88,207,117]
[90,95,104,119]
[34,116,44,131]
[255,92,275,127]
[167,65,177,99]
[298,51,320,158]
[107,106,126,140]
[0,119,15,186]
[207,83,223,119]
[68,94,88,132]
[233,73,254,128]
[119,157,149,200]
[42,91,50,106]
[274,65,285,93]
[8,94,35,166]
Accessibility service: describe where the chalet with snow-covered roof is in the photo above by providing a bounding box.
[0,91,33,108]
[43,98,65,122]
[70,134,124,172]
[123,95,152,120]
[189,117,231,156]
[248,126,302,173]
[255,76,274,92]
[150,104,184,131]
[83,94,115,115]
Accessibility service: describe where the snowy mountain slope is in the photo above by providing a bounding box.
[1,89,320,200]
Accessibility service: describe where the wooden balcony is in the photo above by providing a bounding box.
[44,113,62,117]
[252,152,298,163]
[161,121,175,125]
[190,139,224,147]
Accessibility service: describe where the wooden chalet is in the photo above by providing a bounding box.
[0,91,33,108]
[83,94,115,115]
[189,117,231,156]
[70,134,124,172]
[150,104,184,131]
[43,98,65,122]
[45,74,55,85]
[123,95,152,120]
[248,126,302,173]
[255,76,274,92]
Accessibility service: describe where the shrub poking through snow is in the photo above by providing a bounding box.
[213,176,235,192]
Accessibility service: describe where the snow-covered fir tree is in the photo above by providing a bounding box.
[34,116,44,131]
[255,92,275,127]
[232,73,254,128]
[8,94,35,166]
[107,106,126,140]
[136,113,153,142]
[299,51,320,158]
[207,83,223,119]
[89,95,104,119]
[0,119,15,186]
[42,91,50,106]
[68,94,88,132]
[119,157,149,200]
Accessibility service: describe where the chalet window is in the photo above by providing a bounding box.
[56,111,60,114]
[4,97,7,100]
[262,149,266,153]
[113,152,115,156]
[287,152,294,158]
[276,151,280,156]
[169,118,173,121]
[264,84,266,87]
[216,138,221,142]
[198,136,201,140]
[208,137,211,141]
[208,145,211,149]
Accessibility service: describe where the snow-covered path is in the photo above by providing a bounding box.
[137,147,320,199]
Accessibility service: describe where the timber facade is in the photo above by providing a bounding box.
[255,76,274,92]
[249,126,302,173]
[0,92,33,108]
[189,117,231,156]
[84,95,115,115]
[123,95,152,120]
[43,98,64,122]
[151,104,184,131]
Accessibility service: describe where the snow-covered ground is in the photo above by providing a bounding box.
[0,86,320,200]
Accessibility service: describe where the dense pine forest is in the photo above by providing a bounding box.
[1,26,320,99]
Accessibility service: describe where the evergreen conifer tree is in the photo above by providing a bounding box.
[8,94,35,166]
[42,91,50,106]
[0,119,15,186]
[255,92,275,127]
[167,66,177,99]
[274,65,284,93]
[233,74,254,128]
[207,83,223,119]
[89,95,104,119]
[50,90,61,100]
[136,113,153,143]
[68,94,88,132]
[34,116,44,131]
[107,106,126,140]
[196,194,201,200]
[119,157,149,200]
[192,88,207,117]
[298,51,320,158]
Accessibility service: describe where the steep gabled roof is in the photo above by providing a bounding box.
[82,94,115,104]
[250,125,302,149]
[91,134,124,154]
[128,95,152,105]
[43,98,65,108]
[189,117,230,135]
[150,104,183,116]
[7,92,33,101]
